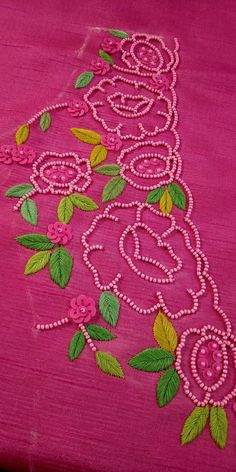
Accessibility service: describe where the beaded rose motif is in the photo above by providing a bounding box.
[1,27,234,449]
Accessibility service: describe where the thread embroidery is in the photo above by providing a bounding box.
[1,28,234,447]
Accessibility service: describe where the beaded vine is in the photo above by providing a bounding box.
[1,27,235,448]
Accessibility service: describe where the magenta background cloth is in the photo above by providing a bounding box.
[0,1,236,472]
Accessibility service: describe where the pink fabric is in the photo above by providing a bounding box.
[0,1,236,472]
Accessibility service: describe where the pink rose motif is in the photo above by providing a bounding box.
[117,141,179,191]
[0,144,16,164]
[30,151,92,196]
[68,295,96,324]
[12,145,36,165]
[90,58,110,76]
[175,325,236,407]
[100,37,120,54]
[67,99,89,117]
[101,133,122,151]
[82,202,206,317]
[47,222,72,245]
[116,33,176,77]
[149,74,170,91]
[84,76,172,140]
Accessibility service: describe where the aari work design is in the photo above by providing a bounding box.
[1,27,234,447]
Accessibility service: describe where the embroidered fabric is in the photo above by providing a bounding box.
[2,27,235,449]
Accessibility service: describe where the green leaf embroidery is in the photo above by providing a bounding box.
[68,331,86,361]
[210,407,228,448]
[99,49,114,64]
[5,183,33,197]
[108,29,129,38]
[156,368,180,407]
[57,197,74,223]
[128,348,174,372]
[90,144,107,168]
[15,123,29,145]
[146,186,165,204]
[102,176,126,202]
[87,324,116,341]
[24,250,51,275]
[70,193,99,211]
[49,246,73,288]
[70,128,101,144]
[153,311,178,353]
[95,164,120,176]
[75,71,94,89]
[21,199,38,226]
[181,406,209,445]
[99,291,120,327]
[16,234,55,250]
[168,183,186,210]
[96,351,124,378]
[39,111,51,132]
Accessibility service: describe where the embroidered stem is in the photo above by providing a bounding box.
[78,323,97,352]
[36,316,69,330]
[13,188,37,211]
[27,102,69,125]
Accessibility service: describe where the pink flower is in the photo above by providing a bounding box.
[12,145,36,165]
[101,133,122,151]
[82,202,206,317]
[84,75,171,140]
[90,58,110,76]
[68,295,96,324]
[117,33,175,77]
[149,74,170,91]
[100,37,120,54]
[175,325,236,407]
[0,144,16,164]
[30,151,92,196]
[68,99,89,117]
[117,141,177,191]
[47,222,72,245]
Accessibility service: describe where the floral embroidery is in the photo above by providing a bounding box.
[47,222,73,245]
[101,133,122,151]
[149,73,170,91]
[67,99,89,117]
[81,201,206,317]
[36,293,124,378]
[83,75,172,141]
[90,58,111,75]
[1,28,234,448]
[100,37,120,54]
[16,227,73,288]
[0,144,36,165]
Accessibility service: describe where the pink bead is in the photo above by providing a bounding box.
[213,350,223,362]
[208,341,219,351]
[197,358,208,370]
[199,346,208,357]
[203,368,214,380]
[212,362,222,374]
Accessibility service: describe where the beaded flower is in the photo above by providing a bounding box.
[90,58,110,76]
[67,99,89,117]
[100,37,120,54]
[101,133,122,151]
[47,222,73,245]
[68,295,96,324]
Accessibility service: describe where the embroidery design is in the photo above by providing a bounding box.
[36,293,124,378]
[1,27,234,447]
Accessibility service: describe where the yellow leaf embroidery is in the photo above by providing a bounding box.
[160,189,173,214]
[15,124,29,145]
[90,145,108,168]
[70,128,101,144]
[153,311,178,352]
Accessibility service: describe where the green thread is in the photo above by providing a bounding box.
[128,348,174,372]
[99,291,120,327]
